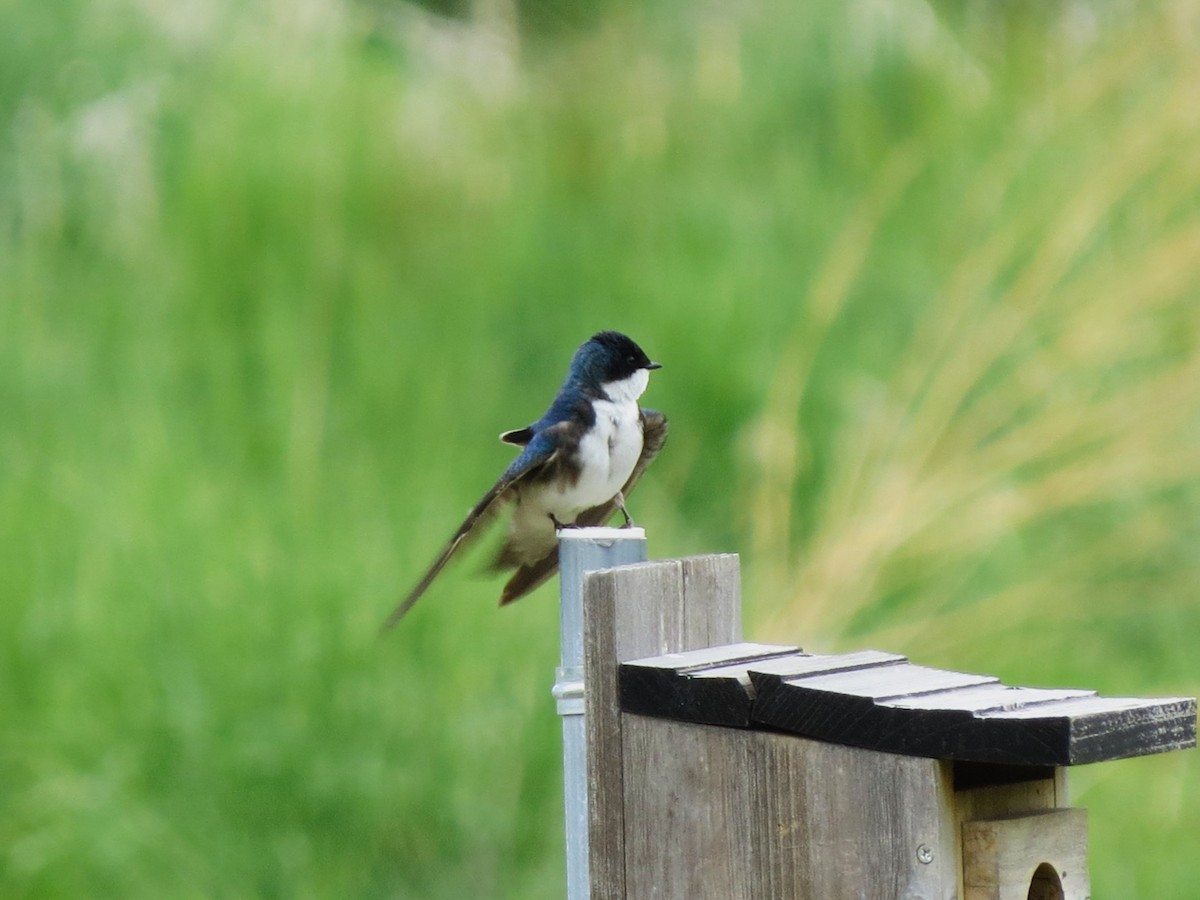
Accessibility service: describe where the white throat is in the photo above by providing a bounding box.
[601,368,650,404]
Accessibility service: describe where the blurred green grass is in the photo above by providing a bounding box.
[3,0,1199,896]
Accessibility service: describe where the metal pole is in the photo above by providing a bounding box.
[554,526,647,900]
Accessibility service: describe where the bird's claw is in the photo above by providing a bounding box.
[615,492,635,528]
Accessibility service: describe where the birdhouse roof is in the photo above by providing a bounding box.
[619,642,1196,766]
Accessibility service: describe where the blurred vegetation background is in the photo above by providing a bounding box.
[3,0,1199,896]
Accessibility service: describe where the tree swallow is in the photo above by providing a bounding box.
[382,331,666,629]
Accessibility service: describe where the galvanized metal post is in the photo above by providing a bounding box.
[554,526,647,900]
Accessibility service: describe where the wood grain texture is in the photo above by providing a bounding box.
[583,554,742,900]
[621,715,958,900]
[988,695,1198,764]
[962,808,1090,900]
[621,642,1196,764]
[740,650,1197,766]
[679,554,744,647]
[591,567,1193,897]
[620,642,799,726]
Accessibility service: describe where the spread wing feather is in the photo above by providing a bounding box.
[380,424,568,630]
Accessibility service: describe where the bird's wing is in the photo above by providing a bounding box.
[381,424,568,630]
[498,409,669,606]
[498,426,534,446]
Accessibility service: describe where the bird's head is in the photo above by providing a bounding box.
[569,331,661,401]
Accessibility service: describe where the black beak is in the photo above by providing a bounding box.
[646,362,662,371]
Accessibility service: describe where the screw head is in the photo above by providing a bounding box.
[916,843,934,865]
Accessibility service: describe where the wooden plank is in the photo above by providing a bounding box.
[776,662,1000,700]
[953,772,1062,823]
[948,761,1068,900]
[618,645,905,728]
[619,643,1190,768]
[985,695,1198,764]
[885,685,1095,712]
[680,554,744,647]
[620,643,800,727]
[621,715,957,899]
[962,808,1090,900]
[744,649,906,680]
[583,555,742,900]
[987,694,1184,718]
[746,655,1198,766]
[624,641,798,673]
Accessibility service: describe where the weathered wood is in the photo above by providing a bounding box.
[579,555,1196,899]
[619,647,914,726]
[621,715,958,900]
[620,642,799,726]
[679,554,744,647]
[949,765,1068,899]
[737,648,907,678]
[619,643,1197,765]
[952,771,1064,825]
[984,695,1198,764]
[962,808,1090,900]
[583,554,741,900]
[743,650,1198,766]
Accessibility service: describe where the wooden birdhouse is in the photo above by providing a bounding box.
[553,532,1197,900]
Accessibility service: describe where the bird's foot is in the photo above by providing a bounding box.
[549,513,581,531]
[615,492,635,528]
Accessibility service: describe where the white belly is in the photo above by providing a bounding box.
[558,397,643,513]
[504,399,643,565]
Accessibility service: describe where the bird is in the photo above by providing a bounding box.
[382,331,667,629]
